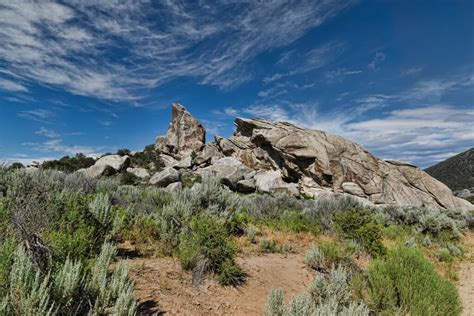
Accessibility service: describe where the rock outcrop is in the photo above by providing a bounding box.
[196,157,253,190]
[151,104,473,211]
[155,103,205,157]
[126,167,150,178]
[95,155,130,171]
[76,154,129,178]
[77,164,116,178]
[149,167,180,187]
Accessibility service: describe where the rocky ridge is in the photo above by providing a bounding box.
[78,104,473,211]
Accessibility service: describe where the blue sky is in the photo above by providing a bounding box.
[0,0,473,168]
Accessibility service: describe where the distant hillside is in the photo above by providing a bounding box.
[425,148,474,191]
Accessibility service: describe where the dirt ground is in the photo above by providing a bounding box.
[120,230,474,315]
[126,252,314,315]
[459,231,474,316]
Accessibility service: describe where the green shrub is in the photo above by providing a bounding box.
[43,225,95,264]
[1,243,137,315]
[157,196,194,247]
[244,224,258,243]
[437,248,453,262]
[265,288,285,316]
[335,209,385,256]
[0,237,16,296]
[225,211,253,236]
[217,258,246,286]
[375,206,467,240]
[265,266,369,315]
[262,210,320,235]
[120,214,161,255]
[129,144,163,170]
[120,172,139,185]
[41,153,95,173]
[180,171,202,189]
[367,246,461,315]
[8,162,24,170]
[305,246,325,270]
[178,215,242,285]
[116,148,131,156]
[259,240,279,253]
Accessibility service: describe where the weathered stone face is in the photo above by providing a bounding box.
[95,155,130,171]
[149,167,180,187]
[155,103,205,156]
[126,167,150,178]
[224,117,472,210]
[150,104,473,211]
[196,157,253,190]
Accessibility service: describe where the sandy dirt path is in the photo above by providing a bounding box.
[127,252,314,315]
[459,231,474,316]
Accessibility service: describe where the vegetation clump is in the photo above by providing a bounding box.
[265,266,369,316]
[335,208,386,257]
[367,246,461,315]
[0,165,468,314]
[178,215,245,286]
[41,153,95,173]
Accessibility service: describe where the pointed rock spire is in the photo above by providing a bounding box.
[155,103,206,156]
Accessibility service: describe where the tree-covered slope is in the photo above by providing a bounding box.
[425,148,474,191]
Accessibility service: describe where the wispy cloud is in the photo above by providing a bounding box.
[325,68,362,82]
[264,41,347,83]
[238,102,472,167]
[1,157,57,166]
[236,71,474,167]
[401,67,423,76]
[0,1,352,101]
[345,105,473,166]
[0,78,28,92]
[22,138,103,156]
[18,109,54,123]
[368,51,386,71]
[35,127,59,138]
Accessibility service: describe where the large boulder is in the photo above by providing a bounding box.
[126,167,149,178]
[224,117,472,210]
[155,103,205,156]
[166,182,182,193]
[153,104,473,211]
[171,156,193,169]
[77,164,116,178]
[197,157,253,189]
[236,179,256,193]
[341,182,366,197]
[454,189,472,199]
[95,155,130,172]
[160,154,178,167]
[254,170,300,196]
[149,167,180,187]
[194,142,223,166]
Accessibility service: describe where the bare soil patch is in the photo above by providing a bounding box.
[459,231,474,316]
[126,252,313,315]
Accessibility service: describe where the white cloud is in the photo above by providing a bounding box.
[238,102,473,168]
[18,109,54,123]
[368,51,386,71]
[0,78,28,92]
[345,105,473,166]
[223,107,239,117]
[0,1,351,101]
[401,67,423,76]
[325,68,362,82]
[265,41,347,83]
[22,138,103,156]
[1,157,57,167]
[35,127,59,138]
